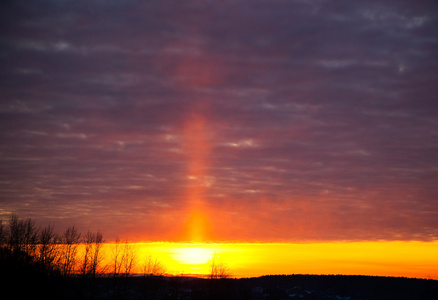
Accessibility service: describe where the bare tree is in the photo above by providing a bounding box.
[0,218,5,246]
[6,215,38,257]
[37,223,61,274]
[90,231,105,276]
[7,214,25,252]
[80,231,105,278]
[80,231,93,277]
[208,252,231,279]
[143,254,165,276]
[22,218,39,257]
[60,225,81,276]
[110,238,138,299]
[121,241,137,277]
[111,238,137,278]
[111,237,123,278]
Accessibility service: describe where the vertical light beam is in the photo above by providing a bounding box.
[182,110,212,241]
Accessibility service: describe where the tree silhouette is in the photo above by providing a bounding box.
[0,218,6,246]
[79,230,105,278]
[110,238,138,298]
[111,238,137,277]
[60,225,81,276]
[37,223,61,275]
[208,252,231,279]
[1,216,61,299]
[22,217,39,257]
[143,254,165,276]
[7,215,38,254]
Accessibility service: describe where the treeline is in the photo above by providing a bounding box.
[0,214,172,299]
[0,214,234,280]
[0,214,166,279]
[0,214,234,299]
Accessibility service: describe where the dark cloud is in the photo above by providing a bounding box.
[1,0,437,241]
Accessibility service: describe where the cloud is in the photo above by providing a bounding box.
[0,0,437,241]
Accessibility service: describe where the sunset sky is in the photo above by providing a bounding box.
[1,0,437,245]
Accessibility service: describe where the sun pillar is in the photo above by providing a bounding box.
[182,111,212,241]
[169,36,223,241]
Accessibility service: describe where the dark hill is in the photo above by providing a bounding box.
[49,274,438,300]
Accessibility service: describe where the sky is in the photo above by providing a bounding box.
[1,0,437,243]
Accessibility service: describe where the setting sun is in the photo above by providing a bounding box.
[170,246,215,265]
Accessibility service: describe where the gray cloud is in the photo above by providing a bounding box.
[1,0,437,241]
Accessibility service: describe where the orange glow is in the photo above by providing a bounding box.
[181,110,213,241]
[97,241,438,279]
[173,36,220,242]
[183,209,211,242]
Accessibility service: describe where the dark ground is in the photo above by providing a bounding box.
[81,274,438,300]
[7,272,438,300]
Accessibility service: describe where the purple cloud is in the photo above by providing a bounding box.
[1,0,437,241]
